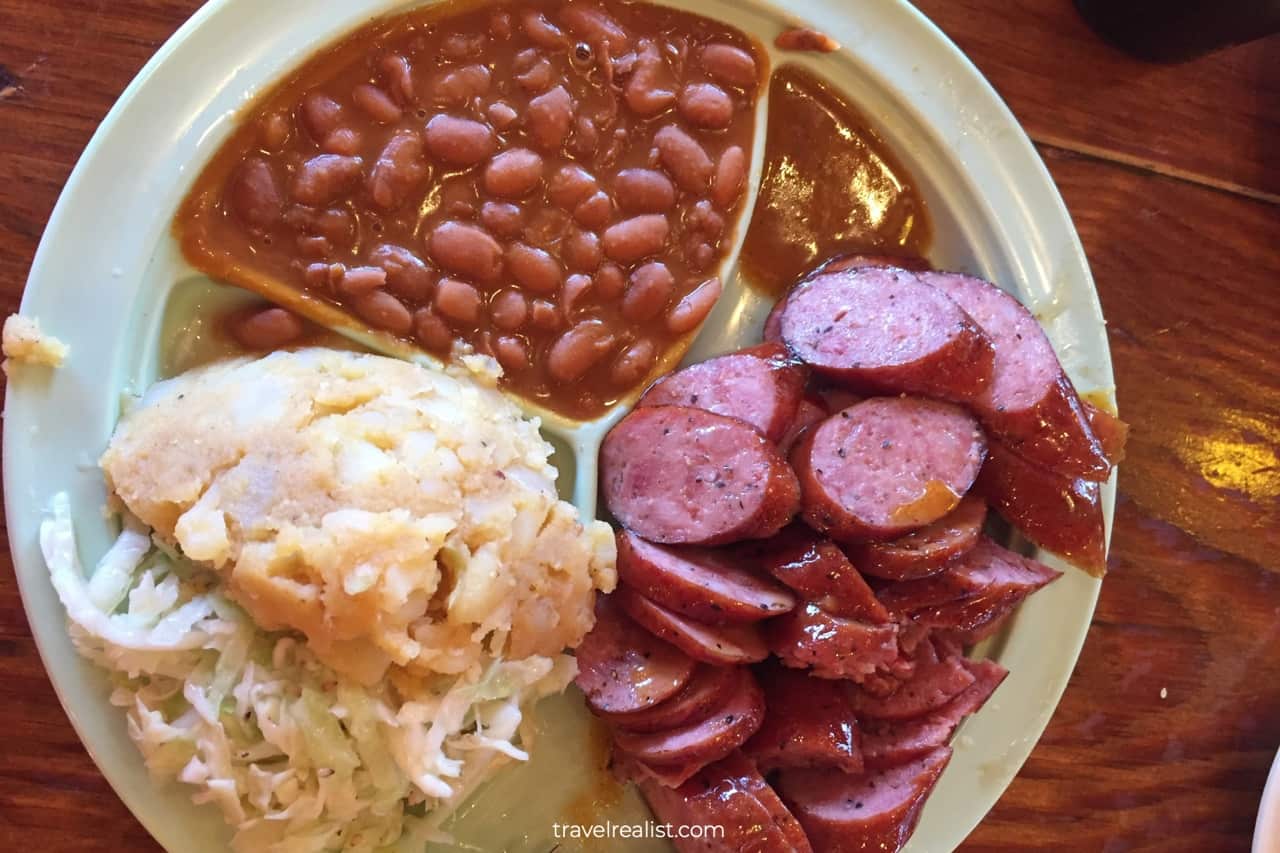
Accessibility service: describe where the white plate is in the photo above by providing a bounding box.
[1256,749,1280,853]
[3,0,1115,850]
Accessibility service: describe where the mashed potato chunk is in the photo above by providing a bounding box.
[2,313,69,373]
[101,349,616,683]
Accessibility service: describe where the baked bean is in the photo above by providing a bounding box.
[261,112,290,151]
[625,41,676,116]
[521,10,566,48]
[547,320,614,382]
[691,241,716,271]
[304,261,338,288]
[610,338,657,387]
[562,273,594,313]
[368,243,434,302]
[291,155,363,206]
[666,275,722,333]
[483,148,544,198]
[514,49,554,93]
[654,124,713,191]
[337,265,388,295]
[424,114,496,167]
[506,242,563,294]
[526,85,574,152]
[413,306,453,352]
[595,262,626,300]
[369,130,428,210]
[490,10,513,39]
[560,4,631,53]
[571,115,599,157]
[524,207,570,248]
[440,177,480,218]
[490,289,529,331]
[229,157,283,229]
[313,208,354,243]
[602,214,669,263]
[687,199,725,238]
[712,144,747,210]
[488,101,520,129]
[700,43,758,89]
[300,92,344,142]
[621,261,674,321]
[352,83,403,123]
[321,128,363,156]
[442,32,486,61]
[530,298,562,330]
[573,190,614,229]
[433,64,492,107]
[548,164,599,209]
[297,235,331,258]
[479,201,525,239]
[231,307,305,350]
[428,221,503,283]
[678,82,734,129]
[494,335,530,372]
[381,54,416,104]
[352,289,413,335]
[434,277,483,325]
[563,229,603,272]
[614,168,676,213]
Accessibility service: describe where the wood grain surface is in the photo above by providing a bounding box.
[1,2,1278,852]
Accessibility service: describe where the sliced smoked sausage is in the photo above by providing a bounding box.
[574,596,695,714]
[602,665,739,734]
[767,602,900,682]
[616,586,769,665]
[616,530,795,623]
[638,342,807,443]
[920,271,1112,480]
[602,405,801,546]
[744,664,863,774]
[739,524,890,623]
[848,494,988,581]
[780,267,994,401]
[791,397,987,543]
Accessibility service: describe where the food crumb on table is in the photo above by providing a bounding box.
[2,313,69,374]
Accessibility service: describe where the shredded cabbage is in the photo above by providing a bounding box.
[40,492,576,852]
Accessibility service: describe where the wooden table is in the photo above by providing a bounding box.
[1,2,1277,851]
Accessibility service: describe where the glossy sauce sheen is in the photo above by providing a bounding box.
[177,0,762,419]
[740,66,931,297]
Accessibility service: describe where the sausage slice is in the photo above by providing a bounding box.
[573,596,695,715]
[638,342,808,443]
[740,524,890,623]
[602,665,739,734]
[780,267,994,401]
[613,667,765,768]
[920,271,1111,480]
[1082,400,1129,466]
[777,397,828,457]
[791,397,987,542]
[744,664,863,774]
[767,602,900,682]
[775,747,952,853]
[976,438,1106,575]
[616,530,796,623]
[850,654,976,721]
[848,494,988,580]
[616,586,769,665]
[876,537,1062,618]
[602,405,801,546]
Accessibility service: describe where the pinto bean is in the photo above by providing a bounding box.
[548,320,615,382]
[304,261,345,290]
[297,235,331,258]
[381,54,416,105]
[300,93,344,142]
[337,265,388,296]
[490,289,530,331]
[625,41,676,116]
[571,115,599,157]
[521,9,566,48]
[666,276,722,334]
[712,145,748,210]
[611,338,657,387]
[562,273,594,314]
[367,243,434,302]
[573,190,614,229]
[322,128,363,156]
[494,335,530,372]
[563,229,603,272]
[614,168,676,213]
[514,49,554,93]
[260,113,290,151]
[490,10,513,39]
[483,148,544,198]
[414,306,454,352]
[622,261,675,321]
[433,277,482,326]
[687,199,725,239]
[352,83,403,123]
[678,83,734,129]
[560,4,631,52]
[229,157,283,229]
[530,298,562,331]
[548,164,599,209]
[424,114,496,167]
[433,64,492,107]
[506,242,562,294]
[688,240,716,272]
[352,289,413,335]
[291,155,363,206]
[479,201,525,239]
[596,262,626,300]
[428,221,503,283]
[231,307,305,350]
[700,43,758,89]
[369,130,428,210]
[442,32,486,61]
[602,214,669,263]
[526,85,574,152]
[654,124,714,192]
[488,100,519,129]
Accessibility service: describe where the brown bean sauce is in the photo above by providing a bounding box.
[177,0,764,420]
[739,66,931,298]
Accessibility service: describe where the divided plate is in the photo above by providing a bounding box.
[3,0,1116,849]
